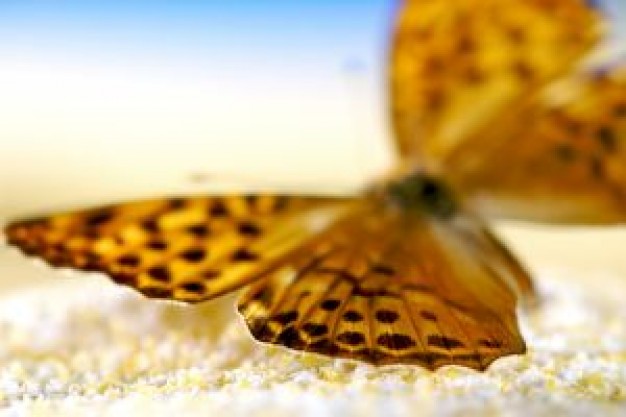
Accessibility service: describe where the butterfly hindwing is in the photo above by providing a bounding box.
[447,61,626,223]
[5,195,351,302]
[391,0,601,162]
[238,198,531,370]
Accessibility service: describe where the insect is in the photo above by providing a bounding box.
[3,0,624,371]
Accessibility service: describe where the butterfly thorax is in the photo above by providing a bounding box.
[383,172,457,219]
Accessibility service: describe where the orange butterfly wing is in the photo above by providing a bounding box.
[5,195,351,302]
[238,186,533,370]
[391,0,601,163]
[446,62,626,223]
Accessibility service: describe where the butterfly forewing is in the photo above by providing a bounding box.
[238,195,531,370]
[391,0,602,162]
[5,195,352,302]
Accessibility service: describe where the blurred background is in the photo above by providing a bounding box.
[1,0,626,291]
[0,0,398,216]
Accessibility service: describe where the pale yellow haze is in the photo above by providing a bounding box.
[1,54,626,283]
[0,59,391,217]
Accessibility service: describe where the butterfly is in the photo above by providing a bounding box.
[3,0,622,371]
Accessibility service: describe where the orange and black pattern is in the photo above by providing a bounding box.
[6,195,350,302]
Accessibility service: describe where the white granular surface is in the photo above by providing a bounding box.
[0,257,625,416]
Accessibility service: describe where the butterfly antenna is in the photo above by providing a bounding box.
[186,171,357,195]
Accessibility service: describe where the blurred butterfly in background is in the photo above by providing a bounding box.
[4,0,625,370]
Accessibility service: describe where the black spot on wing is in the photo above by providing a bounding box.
[209,201,229,217]
[141,219,159,233]
[554,144,577,161]
[187,224,210,237]
[272,311,299,325]
[117,254,140,267]
[180,248,206,263]
[181,281,206,294]
[375,310,400,323]
[169,198,186,209]
[320,299,341,311]
[337,331,366,346]
[238,222,262,237]
[427,335,465,350]
[420,310,437,321]
[377,333,416,350]
[232,248,259,262]
[302,323,329,337]
[343,310,363,322]
[148,266,171,282]
[478,338,503,349]
[276,327,306,348]
[371,264,395,276]
[147,239,168,250]
[85,210,114,227]
[142,287,173,299]
[597,126,617,153]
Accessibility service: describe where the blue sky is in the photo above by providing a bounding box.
[0,1,397,81]
[0,0,622,81]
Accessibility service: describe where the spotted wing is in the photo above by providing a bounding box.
[238,199,532,370]
[445,61,626,223]
[391,0,601,162]
[5,195,351,302]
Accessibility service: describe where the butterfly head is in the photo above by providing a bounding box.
[386,172,457,219]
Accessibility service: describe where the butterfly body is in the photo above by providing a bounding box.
[383,170,457,219]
